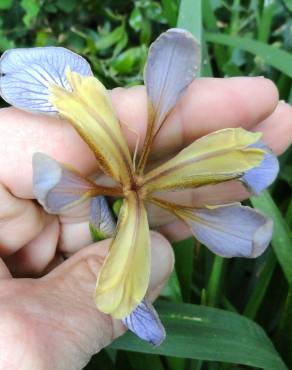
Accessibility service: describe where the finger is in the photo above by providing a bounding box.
[0,232,173,370]
[111,77,279,157]
[41,231,173,365]
[0,77,279,198]
[42,99,292,253]
[252,100,292,155]
[0,184,53,256]
[4,217,60,277]
[0,259,12,279]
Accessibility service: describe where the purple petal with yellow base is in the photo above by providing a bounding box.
[90,196,116,240]
[0,47,92,113]
[122,299,166,346]
[32,152,98,213]
[179,203,273,258]
[241,140,279,194]
[145,28,201,133]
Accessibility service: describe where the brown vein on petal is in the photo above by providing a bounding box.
[143,147,263,188]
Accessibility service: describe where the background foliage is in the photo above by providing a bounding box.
[1,0,292,369]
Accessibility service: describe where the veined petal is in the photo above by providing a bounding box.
[176,203,273,258]
[138,28,200,172]
[32,153,118,214]
[95,191,150,319]
[143,128,265,193]
[0,47,92,113]
[49,69,133,186]
[90,196,116,239]
[145,28,200,134]
[122,299,166,346]
[241,140,279,194]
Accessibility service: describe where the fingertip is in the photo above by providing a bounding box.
[152,77,279,157]
[110,86,148,152]
[253,100,292,155]
[149,231,174,291]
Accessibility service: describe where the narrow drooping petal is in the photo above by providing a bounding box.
[175,203,273,258]
[0,47,92,113]
[32,153,117,213]
[241,140,279,194]
[122,299,166,346]
[49,69,133,186]
[90,196,116,239]
[95,191,150,319]
[145,28,200,134]
[138,28,200,172]
[143,128,265,194]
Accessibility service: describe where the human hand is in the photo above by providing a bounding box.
[0,76,291,369]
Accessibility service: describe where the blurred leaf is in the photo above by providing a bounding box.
[206,255,226,307]
[127,352,165,370]
[144,2,167,24]
[280,164,292,186]
[173,238,194,302]
[129,7,143,32]
[110,45,146,74]
[0,0,13,10]
[283,0,292,12]
[111,301,287,369]
[251,191,292,284]
[56,0,77,13]
[96,24,125,51]
[244,250,277,320]
[21,0,41,27]
[177,0,201,76]
[206,32,292,78]
[161,0,178,27]
[160,269,183,302]
[140,17,151,44]
[0,32,14,50]
[177,0,202,44]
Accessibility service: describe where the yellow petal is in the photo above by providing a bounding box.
[143,128,265,193]
[95,191,150,319]
[49,68,133,187]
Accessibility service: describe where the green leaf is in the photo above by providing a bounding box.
[251,191,292,284]
[21,0,41,27]
[173,238,194,301]
[129,7,143,32]
[56,0,77,13]
[243,250,277,320]
[160,269,183,302]
[161,0,178,27]
[177,0,201,77]
[111,301,287,369]
[127,352,165,370]
[283,0,292,12]
[96,24,125,51]
[177,0,201,44]
[0,0,13,10]
[205,32,292,78]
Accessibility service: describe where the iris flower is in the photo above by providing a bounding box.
[0,29,278,344]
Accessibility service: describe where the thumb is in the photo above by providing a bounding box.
[38,231,174,370]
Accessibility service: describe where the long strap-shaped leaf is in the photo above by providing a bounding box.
[111,301,287,370]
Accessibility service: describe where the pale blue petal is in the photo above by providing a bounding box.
[32,153,96,213]
[187,204,273,258]
[145,28,200,133]
[241,140,279,194]
[0,47,92,113]
[90,196,116,238]
[122,299,166,346]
